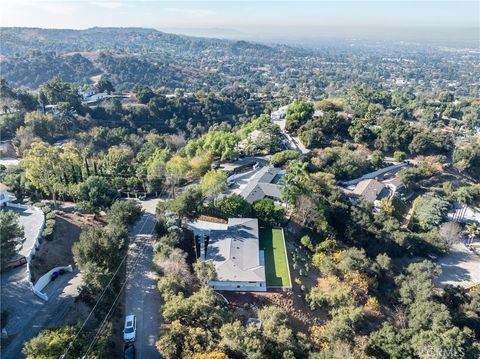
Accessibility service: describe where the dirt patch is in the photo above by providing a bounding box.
[198,215,227,224]
[30,212,106,282]
[222,289,328,334]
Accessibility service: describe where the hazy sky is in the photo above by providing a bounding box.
[1,1,479,43]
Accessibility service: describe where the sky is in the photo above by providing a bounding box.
[1,1,479,44]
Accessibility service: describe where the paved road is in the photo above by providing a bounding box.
[124,199,162,359]
[2,205,44,258]
[271,116,310,154]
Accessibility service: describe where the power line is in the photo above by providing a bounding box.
[60,214,152,359]
[82,222,157,358]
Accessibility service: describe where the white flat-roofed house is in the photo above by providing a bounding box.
[78,89,96,99]
[270,106,287,121]
[205,218,266,292]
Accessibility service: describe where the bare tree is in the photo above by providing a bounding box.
[439,222,463,250]
[155,248,193,284]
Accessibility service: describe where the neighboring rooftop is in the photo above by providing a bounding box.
[239,166,283,204]
[353,179,389,204]
[206,218,266,283]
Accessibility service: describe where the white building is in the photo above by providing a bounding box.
[78,89,96,99]
[270,106,288,121]
[202,218,267,292]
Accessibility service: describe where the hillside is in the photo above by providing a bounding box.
[0,27,478,97]
[0,27,295,90]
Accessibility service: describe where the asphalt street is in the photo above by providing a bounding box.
[124,199,162,359]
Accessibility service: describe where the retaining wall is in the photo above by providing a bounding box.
[339,162,409,187]
[32,265,73,301]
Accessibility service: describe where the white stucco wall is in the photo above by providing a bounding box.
[33,265,73,301]
[209,280,267,292]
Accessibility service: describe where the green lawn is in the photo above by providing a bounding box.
[259,227,291,288]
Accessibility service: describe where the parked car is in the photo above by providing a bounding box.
[123,315,137,342]
[4,255,27,270]
[124,343,135,359]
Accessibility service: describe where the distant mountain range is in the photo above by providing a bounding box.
[0,27,301,90]
[1,27,478,98]
[0,27,281,57]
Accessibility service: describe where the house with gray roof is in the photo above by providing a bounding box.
[202,218,266,292]
[239,166,283,204]
[352,179,390,205]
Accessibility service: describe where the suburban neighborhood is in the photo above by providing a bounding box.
[1,9,480,359]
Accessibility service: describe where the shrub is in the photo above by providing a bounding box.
[45,219,56,228]
[46,212,56,220]
[42,217,56,240]
[394,151,407,162]
[41,205,52,214]
[42,226,54,241]
[300,235,314,252]
[270,150,301,167]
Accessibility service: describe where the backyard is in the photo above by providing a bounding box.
[259,227,291,288]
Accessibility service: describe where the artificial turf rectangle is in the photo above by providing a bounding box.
[259,227,291,288]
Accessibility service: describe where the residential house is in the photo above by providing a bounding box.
[352,179,390,205]
[200,218,267,292]
[270,106,287,121]
[82,92,110,105]
[78,89,96,100]
[239,166,283,204]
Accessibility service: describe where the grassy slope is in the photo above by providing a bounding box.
[259,227,291,287]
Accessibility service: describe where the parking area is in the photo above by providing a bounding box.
[1,267,82,358]
[435,242,480,288]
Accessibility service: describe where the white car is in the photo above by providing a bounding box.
[123,315,137,342]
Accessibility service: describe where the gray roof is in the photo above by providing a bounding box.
[240,166,283,204]
[353,179,387,203]
[206,218,265,283]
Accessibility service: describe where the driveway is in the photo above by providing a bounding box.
[435,242,480,288]
[2,205,44,258]
[1,268,82,358]
[271,116,310,154]
[448,203,480,224]
[124,199,162,359]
